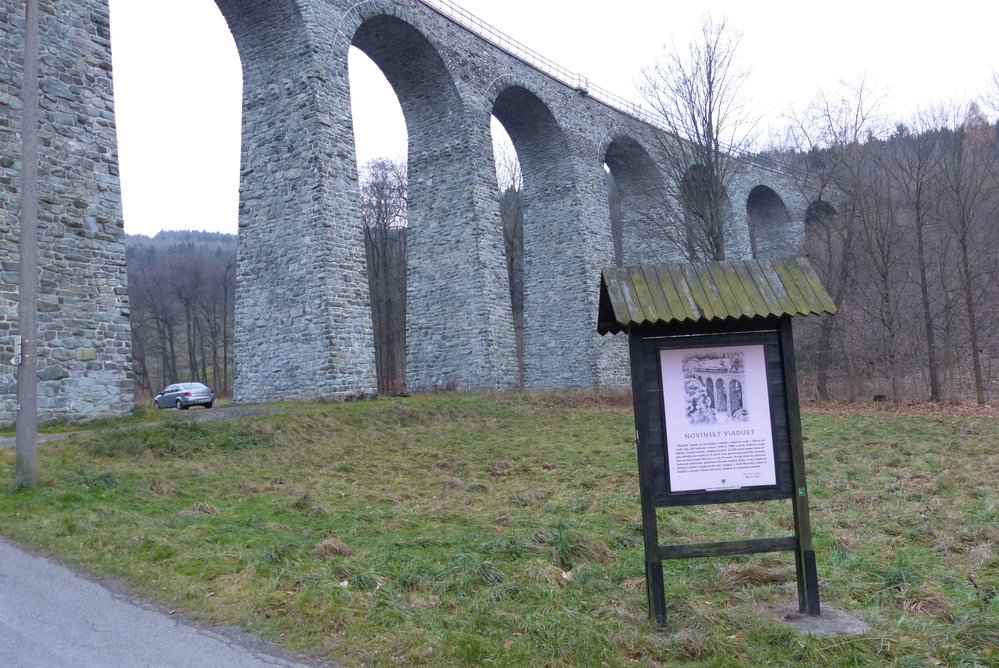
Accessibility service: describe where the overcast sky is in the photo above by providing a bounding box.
[107,0,999,237]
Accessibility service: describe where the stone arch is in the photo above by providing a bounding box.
[493,86,572,184]
[715,377,728,413]
[604,135,671,265]
[492,85,584,388]
[350,14,458,392]
[220,0,515,400]
[803,199,838,258]
[705,375,716,408]
[679,164,733,261]
[350,13,515,391]
[730,379,744,414]
[213,0,308,70]
[746,185,792,259]
[0,0,833,420]
[350,15,464,145]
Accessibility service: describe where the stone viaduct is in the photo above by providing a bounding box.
[0,0,824,423]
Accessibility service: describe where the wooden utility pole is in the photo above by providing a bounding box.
[16,0,40,487]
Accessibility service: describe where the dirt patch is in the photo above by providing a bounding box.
[802,400,999,417]
[778,603,871,637]
[164,404,284,423]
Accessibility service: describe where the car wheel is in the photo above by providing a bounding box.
[205,401,213,409]
[175,399,186,410]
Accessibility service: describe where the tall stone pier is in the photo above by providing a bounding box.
[0,2,131,425]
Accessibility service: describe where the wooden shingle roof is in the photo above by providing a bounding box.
[597,258,837,335]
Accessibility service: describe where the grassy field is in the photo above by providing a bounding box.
[0,393,996,666]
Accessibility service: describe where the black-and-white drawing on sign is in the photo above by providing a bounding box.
[681,351,749,425]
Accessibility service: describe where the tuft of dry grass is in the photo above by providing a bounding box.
[518,560,568,588]
[314,534,353,560]
[901,592,951,617]
[182,501,221,516]
[719,563,796,587]
[969,543,993,566]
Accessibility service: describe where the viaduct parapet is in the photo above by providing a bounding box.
[0,0,822,422]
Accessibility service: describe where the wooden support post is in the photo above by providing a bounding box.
[630,333,668,626]
[645,558,666,627]
[636,428,667,626]
[16,0,40,488]
[779,317,820,616]
[636,431,667,626]
[803,549,820,616]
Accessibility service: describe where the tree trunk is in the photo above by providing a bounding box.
[915,217,940,400]
[815,317,834,401]
[959,239,986,404]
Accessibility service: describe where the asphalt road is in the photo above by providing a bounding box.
[0,538,333,668]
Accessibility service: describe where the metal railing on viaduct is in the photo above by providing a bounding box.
[419,0,795,175]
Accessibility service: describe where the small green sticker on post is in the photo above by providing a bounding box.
[798,487,807,497]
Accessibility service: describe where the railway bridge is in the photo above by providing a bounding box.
[0,0,825,422]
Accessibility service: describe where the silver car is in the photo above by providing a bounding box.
[154,382,215,410]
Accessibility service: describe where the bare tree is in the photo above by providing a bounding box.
[937,103,999,404]
[198,254,235,397]
[493,135,525,387]
[360,158,408,395]
[137,262,180,389]
[781,83,999,403]
[986,72,999,117]
[888,114,947,400]
[499,185,524,387]
[220,258,235,397]
[493,124,522,193]
[127,234,237,399]
[850,142,912,400]
[640,17,756,261]
[785,80,883,400]
[167,245,206,384]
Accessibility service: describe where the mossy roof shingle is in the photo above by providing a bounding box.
[597,258,837,335]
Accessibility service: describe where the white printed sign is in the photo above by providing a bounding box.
[660,344,777,493]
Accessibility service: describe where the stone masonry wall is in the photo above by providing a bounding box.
[0,0,132,426]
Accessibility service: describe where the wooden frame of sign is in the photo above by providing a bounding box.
[628,315,819,626]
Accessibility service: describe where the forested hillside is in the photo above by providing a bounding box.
[778,104,999,403]
[126,231,236,399]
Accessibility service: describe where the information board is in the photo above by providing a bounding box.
[626,320,820,624]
